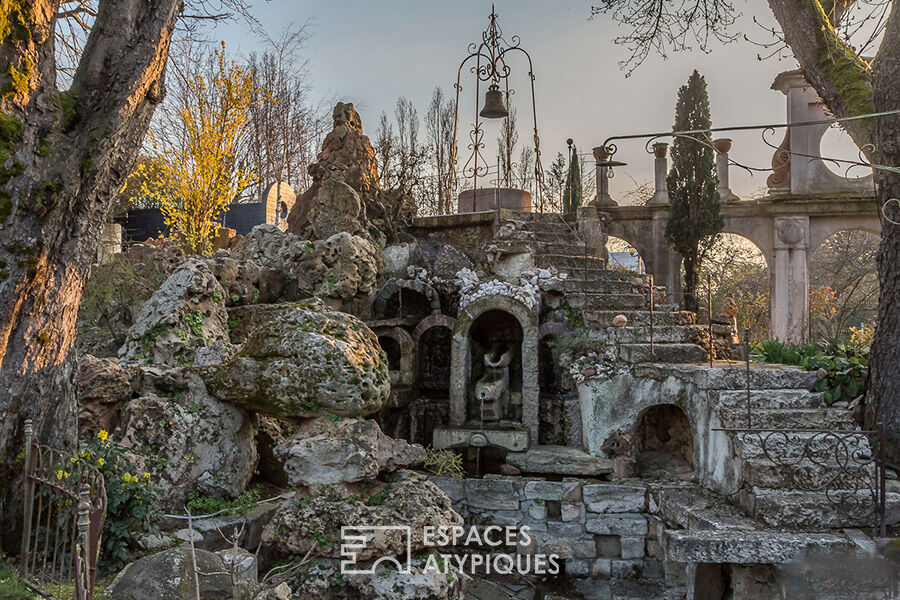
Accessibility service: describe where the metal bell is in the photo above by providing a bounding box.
[479,84,509,119]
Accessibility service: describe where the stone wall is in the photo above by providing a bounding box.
[430,475,668,584]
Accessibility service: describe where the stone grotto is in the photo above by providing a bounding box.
[74,99,898,600]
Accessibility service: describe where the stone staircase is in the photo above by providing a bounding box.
[703,367,894,530]
[495,212,707,365]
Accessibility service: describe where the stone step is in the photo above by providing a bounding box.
[607,325,704,344]
[701,365,819,391]
[562,278,637,295]
[718,407,855,430]
[735,430,871,460]
[740,457,874,489]
[663,528,857,564]
[618,343,708,364]
[566,292,648,311]
[743,487,895,529]
[584,310,695,328]
[534,254,606,270]
[713,389,825,410]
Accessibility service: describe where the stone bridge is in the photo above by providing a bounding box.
[600,70,880,343]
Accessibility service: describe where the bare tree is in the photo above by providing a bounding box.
[425,87,455,215]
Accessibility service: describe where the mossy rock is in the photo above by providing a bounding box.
[205,301,389,418]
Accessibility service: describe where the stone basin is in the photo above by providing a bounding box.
[432,426,529,452]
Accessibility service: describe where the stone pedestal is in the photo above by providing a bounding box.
[771,216,809,344]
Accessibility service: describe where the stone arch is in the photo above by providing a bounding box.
[449,295,540,445]
[606,235,645,273]
[371,278,442,320]
[373,326,415,388]
[720,217,775,269]
[605,222,654,270]
[412,314,456,341]
[808,219,881,255]
[632,403,695,479]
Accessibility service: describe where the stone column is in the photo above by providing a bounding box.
[592,146,618,209]
[577,204,609,263]
[713,138,739,202]
[649,142,669,205]
[771,217,809,344]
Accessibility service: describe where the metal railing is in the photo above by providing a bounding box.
[20,420,106,600]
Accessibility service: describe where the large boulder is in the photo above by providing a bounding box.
[309,179,368,240]
[261,474,461,560]
[109,546,233,600]
[274,417,425,486]
[205,302,390,418]
[77,355,133,436]
[118,260,230,367]
[114,369,257,508]
[220,225,383,308]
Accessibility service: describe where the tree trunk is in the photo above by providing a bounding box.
[867,8,900,460]
[0,0,183,551]
[683,256,698,313]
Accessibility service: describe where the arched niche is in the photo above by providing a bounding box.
[632,403,695,480]
[449,294,540,446]
[374,326,415,389]
[371,278,442,323]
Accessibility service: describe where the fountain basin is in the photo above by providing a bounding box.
[432,426,529,452]
[457,187,532,213]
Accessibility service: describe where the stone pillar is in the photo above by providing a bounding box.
[592,146,618,209]
[771,216,809,344]
[713,138,739,202]
[577,204,609,263]
[649,143,669,205]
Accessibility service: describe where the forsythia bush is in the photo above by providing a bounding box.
[82,430,161,572]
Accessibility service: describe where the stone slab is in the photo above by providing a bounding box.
[507,445,613,476]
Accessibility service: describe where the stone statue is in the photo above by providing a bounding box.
[474,343,514,421]
[601,429,637,479]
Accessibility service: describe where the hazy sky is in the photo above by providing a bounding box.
[216,1,861,200]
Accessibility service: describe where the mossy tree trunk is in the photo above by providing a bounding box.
[0,0,182,549]
[769,0,900,459]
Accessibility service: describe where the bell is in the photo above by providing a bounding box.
[479,84,509,119]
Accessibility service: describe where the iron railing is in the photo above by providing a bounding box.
[20,420,106,600]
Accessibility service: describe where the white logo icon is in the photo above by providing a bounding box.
[340,526,412,574]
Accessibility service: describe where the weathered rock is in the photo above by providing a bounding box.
[261,474,461,560]
[118,260,230,367]
[274,417,425,486]
[287,102,412,246]
[205,302,390,418]
[109,546,232,600]
[217,547,257,584]
[292,559,471,600]
[310,179,368,239]
[77,355,132,435]
[114,371,257,508]
[223,225,383,307]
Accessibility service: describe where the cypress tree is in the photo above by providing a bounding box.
[563,145,582,214]
[665,70,723,313]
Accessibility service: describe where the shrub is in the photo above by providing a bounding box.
[751,339,868,405]
[82,430,161,573]
[423,448,465,479]
[185,485,262,516]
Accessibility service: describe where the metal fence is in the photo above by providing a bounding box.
[19,419,106,600]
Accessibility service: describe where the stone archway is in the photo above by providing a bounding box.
[449,294,540,445]
[371,278,442,321]
[373,326,415,388]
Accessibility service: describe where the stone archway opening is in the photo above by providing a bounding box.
[378,335,402,372]
[606,236,644,274]
[808,229,879,346]
[634,404,694,480]
[468,309,524,425]
[415,324,453,447]
[701,233,771,344]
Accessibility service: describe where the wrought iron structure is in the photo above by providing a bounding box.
[449,5,546,211]
[20,420,106,600]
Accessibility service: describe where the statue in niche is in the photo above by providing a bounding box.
[474,343,515,421]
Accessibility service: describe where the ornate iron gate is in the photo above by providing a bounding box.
[19,419,106,600]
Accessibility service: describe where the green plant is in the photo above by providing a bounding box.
[0,560,38,600]
[186,485,262,516]
[82,430,161,574]
[212,290,223,303]
[752,339,868,405]
[184,311,205,337]
[423,448,465,478]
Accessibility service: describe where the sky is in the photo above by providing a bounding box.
[215,0,863,200]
